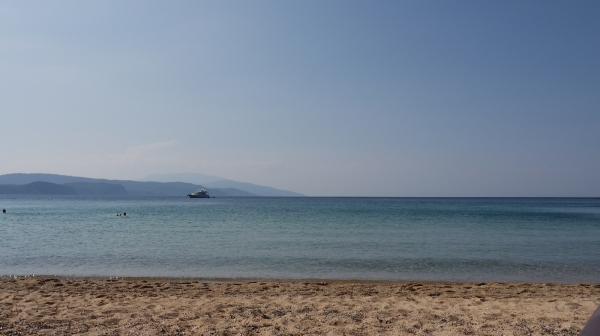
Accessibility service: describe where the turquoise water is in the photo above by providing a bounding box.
[1,196,599,283]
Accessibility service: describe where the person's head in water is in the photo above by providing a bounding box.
[2,209,5,213]
[123,212,126,216]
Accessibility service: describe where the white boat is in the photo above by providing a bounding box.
[187,188,210,198]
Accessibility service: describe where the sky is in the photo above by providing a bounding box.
[1,1,599,196]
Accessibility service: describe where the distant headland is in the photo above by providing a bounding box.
[0,173,304,197]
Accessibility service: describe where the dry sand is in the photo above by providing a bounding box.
[1,277,599,335]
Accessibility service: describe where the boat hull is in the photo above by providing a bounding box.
[188,194,210,198]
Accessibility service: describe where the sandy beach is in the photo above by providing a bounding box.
[0,277,598,335]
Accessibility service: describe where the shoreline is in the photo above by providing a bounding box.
[2,274,599,285]
[2,277,599,335]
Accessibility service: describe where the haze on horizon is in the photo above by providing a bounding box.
[1,1,599,197]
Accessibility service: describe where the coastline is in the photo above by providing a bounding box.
[2,277,598,335]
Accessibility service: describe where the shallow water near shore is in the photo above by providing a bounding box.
[1,196,599,283]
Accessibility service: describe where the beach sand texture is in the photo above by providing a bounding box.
[1,278,599,335]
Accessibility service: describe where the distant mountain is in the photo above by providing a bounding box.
[0,181,77,195]
[0,173,99,185]
[65,182,127,196]
[0,174,255,197]
[141,173,304,197]
[0,181,128,196]
[203,180,304,197]
[209,188,257,197]
[143,173,223,185]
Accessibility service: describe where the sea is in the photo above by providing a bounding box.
[1,196,599,283]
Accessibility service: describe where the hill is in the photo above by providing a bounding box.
[142,173,304,197]
[65,182,128,196]
[203,179,304,197]
[0,174,255,197]
[0,181,128,196]
[0,182,77,195]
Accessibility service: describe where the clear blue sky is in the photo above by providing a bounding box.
[1,1,599,196]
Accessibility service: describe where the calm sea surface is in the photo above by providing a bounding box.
[1,196,599,283]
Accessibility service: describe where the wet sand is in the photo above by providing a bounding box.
[1,277,599,335]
